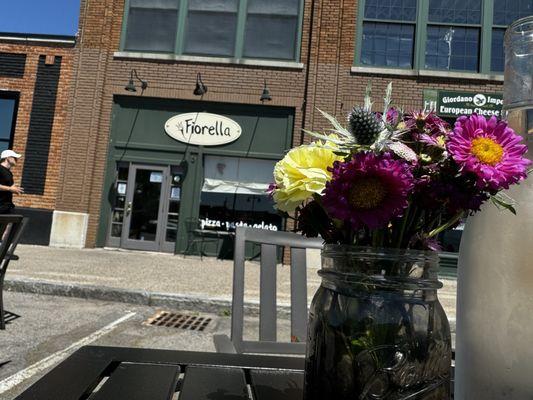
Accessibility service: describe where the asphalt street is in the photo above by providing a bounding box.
[0,292,292,400]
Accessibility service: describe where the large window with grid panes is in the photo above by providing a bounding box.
[355,0,533,73]
[120,0,304,61]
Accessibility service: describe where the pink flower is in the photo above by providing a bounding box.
[322,152,414,230]
[447,114,531,190]
[405,110,449,137]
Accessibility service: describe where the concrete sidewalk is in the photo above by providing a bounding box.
[4,245,457,320]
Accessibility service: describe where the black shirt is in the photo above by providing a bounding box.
[0,165,14,210]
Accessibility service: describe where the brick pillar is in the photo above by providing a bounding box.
[55,0,117,247]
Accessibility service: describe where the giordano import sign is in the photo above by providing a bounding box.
[165,112,242,146]
[423,89,503,118]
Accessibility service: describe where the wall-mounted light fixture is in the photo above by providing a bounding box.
[193,73,208,96]
[260,79,272,103]
[125,69,148,92]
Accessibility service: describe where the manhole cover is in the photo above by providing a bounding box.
[144,311,212,331]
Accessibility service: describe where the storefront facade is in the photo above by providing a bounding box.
[52,0,532,261]
[100,97,293,254]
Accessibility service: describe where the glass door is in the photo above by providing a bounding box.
[160,165,184,252]
[121,164,168,251]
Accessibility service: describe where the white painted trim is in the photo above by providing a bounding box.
[351,66,504,82]
[113,51,305,70]
[351,66,418,77]
[418,69,504,82]
[0,312,136,395]
[0,35,76,45]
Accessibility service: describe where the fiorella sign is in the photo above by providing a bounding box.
[165,113,242,146]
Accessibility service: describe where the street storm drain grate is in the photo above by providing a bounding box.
[144,311,212,331]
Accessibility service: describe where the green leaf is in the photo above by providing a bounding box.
[316,108,352,138]
[302,129,346,144]
[350,336,372,351]
[382,82,393,123]
[364,81,373,111]
[491,195,517,215]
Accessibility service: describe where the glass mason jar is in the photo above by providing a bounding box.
[503,16,533,113]
[304,245,451,400]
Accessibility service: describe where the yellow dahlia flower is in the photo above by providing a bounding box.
[273,144,344,212]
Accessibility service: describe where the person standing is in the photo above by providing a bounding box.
[0,150,23,214]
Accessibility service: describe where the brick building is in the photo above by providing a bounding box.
[48,0,529,255]
[0,33,75,245]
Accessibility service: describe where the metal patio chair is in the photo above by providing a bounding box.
[183,218,221,260]
[0,215,28,330]
[214,227,323,355]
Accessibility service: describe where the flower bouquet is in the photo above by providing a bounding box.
[269,84,531,399]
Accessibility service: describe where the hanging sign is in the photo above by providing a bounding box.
[165,112,242,146]
[424,90,504,118]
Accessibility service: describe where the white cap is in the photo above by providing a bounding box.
[1,150,21,159]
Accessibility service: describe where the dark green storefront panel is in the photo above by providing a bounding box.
[110,96,294,159]
[97,96,295,255]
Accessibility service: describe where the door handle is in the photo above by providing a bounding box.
[126,202,132,216]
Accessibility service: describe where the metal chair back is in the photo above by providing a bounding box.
[230,227,323,354]
[0,215,27,329]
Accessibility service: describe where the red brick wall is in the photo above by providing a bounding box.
[60,0,503,247]
[0,41,74,211]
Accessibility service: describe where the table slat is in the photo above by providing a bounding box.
[91,362,180,400]
[14,349,111,400]
[82,346,306,370]
[179,366,249,400]
[250,370,304,400]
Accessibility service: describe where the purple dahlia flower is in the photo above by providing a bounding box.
[447,114,531,190]
[418,181,489,214]
[322,152,414,230]
[376,107,400,126]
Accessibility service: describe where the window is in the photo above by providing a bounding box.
[184,0,238,57]
[199,156,282,233]
[124,0,179,53]
[425,0,481,72]
[356,0,530,74]
[110,163,129,238]
[165,166,183,242]
[244,0,300,60]
[0,93,18,153]
[425,26,480,72]
[360,0,417,68]
[121,0,304,61]
[491,0,533,72]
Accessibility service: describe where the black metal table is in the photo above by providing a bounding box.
[15,346,305,400]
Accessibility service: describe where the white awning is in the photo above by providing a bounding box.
[202,156,276,195]
[202,178,269,195]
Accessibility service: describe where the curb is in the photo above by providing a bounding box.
[4,277,456,331]
[3,277,290,317]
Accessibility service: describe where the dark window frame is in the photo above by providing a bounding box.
[120,0,305,62]
[355,0,527,74]
[0,91,19,152]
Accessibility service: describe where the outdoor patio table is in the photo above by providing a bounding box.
[14,345,305,400]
